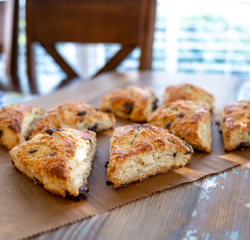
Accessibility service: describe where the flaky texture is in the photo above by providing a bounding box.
[163,84,215,111]
[10,127,97,198]
[99,85,158,122]
[148,100,212,153]
[32,100,115,137]
[220,100,250,151]
[0,105,45,150]
[107,123,193,188]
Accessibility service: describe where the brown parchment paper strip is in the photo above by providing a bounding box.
[0,119,250,240]
[0,74,250,240]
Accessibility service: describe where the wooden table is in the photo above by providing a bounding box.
[29,71,249,240]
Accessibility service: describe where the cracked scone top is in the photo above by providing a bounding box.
[220,100,250,151]
[163,84,215,111]
[99,85,158,122]
[107,123,193,188]
[0,105,45,150]
[32,100,115,137]
[148,100,212,153]
[10,127,97,198]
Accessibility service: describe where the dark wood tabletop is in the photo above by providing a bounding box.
[27,71,250,240]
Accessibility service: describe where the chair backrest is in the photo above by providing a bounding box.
[26,0,156,69]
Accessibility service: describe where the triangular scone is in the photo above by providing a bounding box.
[107,123,193,188]
[220,100,250,151]
[31,100,115,137]
[164,84,215,111]
[10,127,97,198]
[99,85,158,122]
[148,100,212,153]
[0,105,45,150]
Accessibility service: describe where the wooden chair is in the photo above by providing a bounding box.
[26,0,156,93]
[0,0,19,91]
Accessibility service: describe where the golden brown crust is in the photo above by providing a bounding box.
[163,84,215,110]
[0,105,45,150]
[220,100,250,151]
[148,100,212,153]
[99,85,158,122]
[32,100,115,137]
[10,127,96,197]
[108,123,193,187]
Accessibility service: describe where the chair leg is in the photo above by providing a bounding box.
[26,41,38,94]
[93,45,136,77]
[3,0,20,90]
[41,43,78,79]
[139,0,156,70]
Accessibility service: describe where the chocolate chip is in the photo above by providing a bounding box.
[184,142,194,154]
[152,100,157,111]
[172,107,178,111]
[223,118,225,123]
[105,161,109,168]
[215,120,220,126]
[57,129,62,132]
[173,152,177,158]
[47,129,54,135]
[134,125,143,131]
[0,130,3,138]
[29,149,37,154]
[106,181,113,186]
[239,141,249,149]
[248,130,250,136]
[88,123,98,132]
[122,102,134,114]
[79,120,83,123]
[45,152,57,157]
[165,122,172,129]
[218,128,222,134]
[177,114,184,118]
[11,159,15,166]
[79,185,89,199]
[168,139,175,144]
[77,111,87,116]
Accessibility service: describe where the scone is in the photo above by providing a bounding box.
[99,85,158,122]
[148,100,212,153]
[32,100,115,137]
[107,123,193,188]
[0,105,45,150]
[220,100,250,151]
[163,84,215,111]
[10,127,97,198]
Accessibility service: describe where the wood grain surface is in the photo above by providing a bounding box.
[21,71,249,240]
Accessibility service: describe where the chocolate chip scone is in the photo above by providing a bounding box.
[31,100,115,137]
[0,105,45,150]
[163,84,215,111]
[99,85,158,122]
[220,100,250,151]
[148,100,212,153]
[10,127,97,199]
[107,123,193,188]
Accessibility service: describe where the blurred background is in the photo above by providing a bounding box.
[1,0,250,104]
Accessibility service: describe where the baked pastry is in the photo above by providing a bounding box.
[220,100,250,151]
[107,123,193,188]
[0,105,45,150]
[10,127,97,198]
[99,85,158,122]
[148,100,212,153]
[31,100,115,137]
[163,84,215,111]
